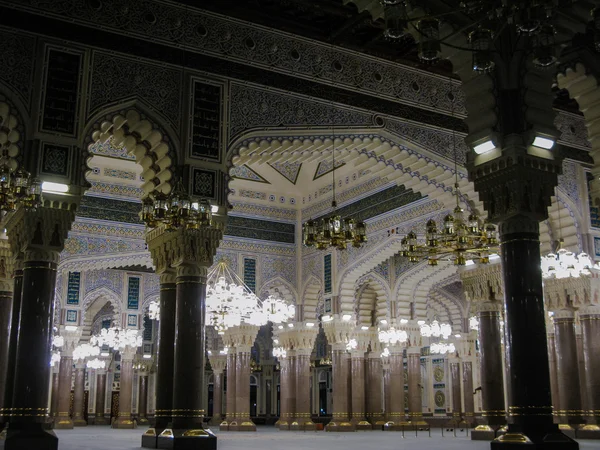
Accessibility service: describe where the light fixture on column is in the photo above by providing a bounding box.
[140,179,218,231]
[399,99,499,266]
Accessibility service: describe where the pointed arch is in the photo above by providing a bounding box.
[259,276,297,305]
[354,271,390,326]
[301,275,323,321]
[81,286,123,321]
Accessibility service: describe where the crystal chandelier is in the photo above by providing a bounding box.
[272,347,287,359]
[419,320,452,339]
[399,99,498,266]
[50,351,61,366]
[541,243,598,279]
[206,262,266,334]
[302,139,366,250]
[140,179,217,231]
[90,327,143,351]
[261,295,295,324]
[378,327,408,345]
[73,343,100,361]
[379,1,595,69]
[0,164,43,214]
[430,342,456,355]
[148,300,160,320]
[469,316,479,332]
[86,358,106,370]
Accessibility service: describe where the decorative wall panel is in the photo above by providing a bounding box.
[66,271,81,305]
[190,79,222,161]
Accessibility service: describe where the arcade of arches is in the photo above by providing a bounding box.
[1,1,600,450]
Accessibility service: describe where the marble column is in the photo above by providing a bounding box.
[0,253,13,429]
[553,310,584,426]
[383,363,391,422]
[50,371,59,420]
[1,260,22,428]
[144,272,176,444]
[54,349,77,429]
[576,333,588,417]
[449,359,463,426]
[5,248,64,448]
[385,348,407,430]
[95,369,108,425]
[366,353,385,427]
[349,352,369,429]
[477,303,506,428]
[211,369,224,426]
[579,306,600,435]
[277,354,294,430]
[494,216,565,447]
[327,346,352,431]
[72,364,87,426]
[113,347,136,429]
[221,350,236,431]
[407,347,426,426]
[233,345,255,431]
[547,332,561,423]
[292,350,315,430]
[462,360,475,426]
[138,373,149,425]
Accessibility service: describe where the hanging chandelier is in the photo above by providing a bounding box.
[148,300,160,320]
[50,351,61,367]
[272,347,287,359]
[90,327,143,351]
[73,343,101,361]
[419,319,452,339]
[378,327,408,345]
[140,179,217,231]
[379,1,597,70]
[399,96,499,266]
[261,295,295,324]
[87,358,106,370]
[541,240,599,279]
[302,142,366,250]
[430,342,456,355]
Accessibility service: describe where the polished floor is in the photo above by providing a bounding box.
[2,426,600,450]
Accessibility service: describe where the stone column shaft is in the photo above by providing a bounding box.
[547,333,560,422]
[462,361,475,425]
[278,356,293,429]
[450,360,463,424]
[223,352,236,427]
[233,348,254,430]
[387,351,407,428]
[350,354,368,428]
[72,366,87,426]
[0,288,13,425]
[328,348,352,430]
[366,355,385,426]
[293,352,314,429]
[95,372,108,425]
[383,366,391,421]
[581,312,600,425]
[212,371,223,425]
[50,372,59,419]
[138,374,148,425]
[554,312,583,425]
[113,354,135,429]
[54,355,74,429]
[407,349,426,425]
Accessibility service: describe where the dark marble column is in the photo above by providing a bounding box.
[5,255,60,448]
[168,264,209,436]
[547,332,560,423]
[0,286,13,427]
[383,363,391,422]
[222,351,236,430]
[54,354,75,429]
[50,372,59,420]
[366,353,385,427]
[553,310,583,426]
[327,346,352,431]
[407,347,426,426]
[477,303,506,427]
[95,370,108,425]
[138,374,149,425]
[146,272,176,440]
[580,307,600,428]
[211,370,223,426]
[492,216,574,448]
[462,360,475,426]
[72,365,87,426]
[1,262,22,427]
[113,349,136,429]
[449,359,463,425]
[293,350,315,430]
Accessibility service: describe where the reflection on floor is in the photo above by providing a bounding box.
[2,426,600,450]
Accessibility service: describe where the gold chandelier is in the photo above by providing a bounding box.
[0,160,43,214]
[302,142,366,250]
[140,179,215,231]
[399,94,498,266]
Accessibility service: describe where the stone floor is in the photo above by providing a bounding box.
[2,426,600,450]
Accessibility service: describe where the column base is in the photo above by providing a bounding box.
[277,420,289,431]
[53,417,74,429]
[142,428,158,449]
[558,424,577,439]
[156,428,217,450]
[218,420,231,431]
[289,419,317,431]
[227,418,256,432]
[138,417,149,425]
[490,430,579,449]
[472,425,497,441]
[326,421,355,432]
[369,416,386,430]
[208,417,222,427]
[112,416,137,429]
[350,419,372,431]
[408,414,430,428]
[578,424,600,439]
[4,425,58,450]
[383,420,410,431]
[72,418,87,427]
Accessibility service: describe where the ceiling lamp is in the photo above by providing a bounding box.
[86,358,106,370]
[469,316,479,331]
[381,0,410,40]
[90,327,143,351]
[50,351,61,367]
[419,320,452,339]
[302,142,366,250]
[430,342,455,354]
[206,262,266,334]
[148,300,160,320]
[140,179,216,231]
[378,327,408,345]
[73,343,101,361]
[470,28,495,73]
[261,295,295,324]
[272,347,287,359]
[541,241,598,279]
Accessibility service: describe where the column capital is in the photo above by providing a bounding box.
[476,300,504,314]
[159,271,177,285]
[120,345,138,361]
[207,354,227,373]
[322,317,356,344]
[4,206,75,261]
[222,324,259,349]
[578,304,600,316]
[275,322,319,352]
[460,263,503,303]
[59,325,82,356]
[551,309,575,320]
[0,239,14,292]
